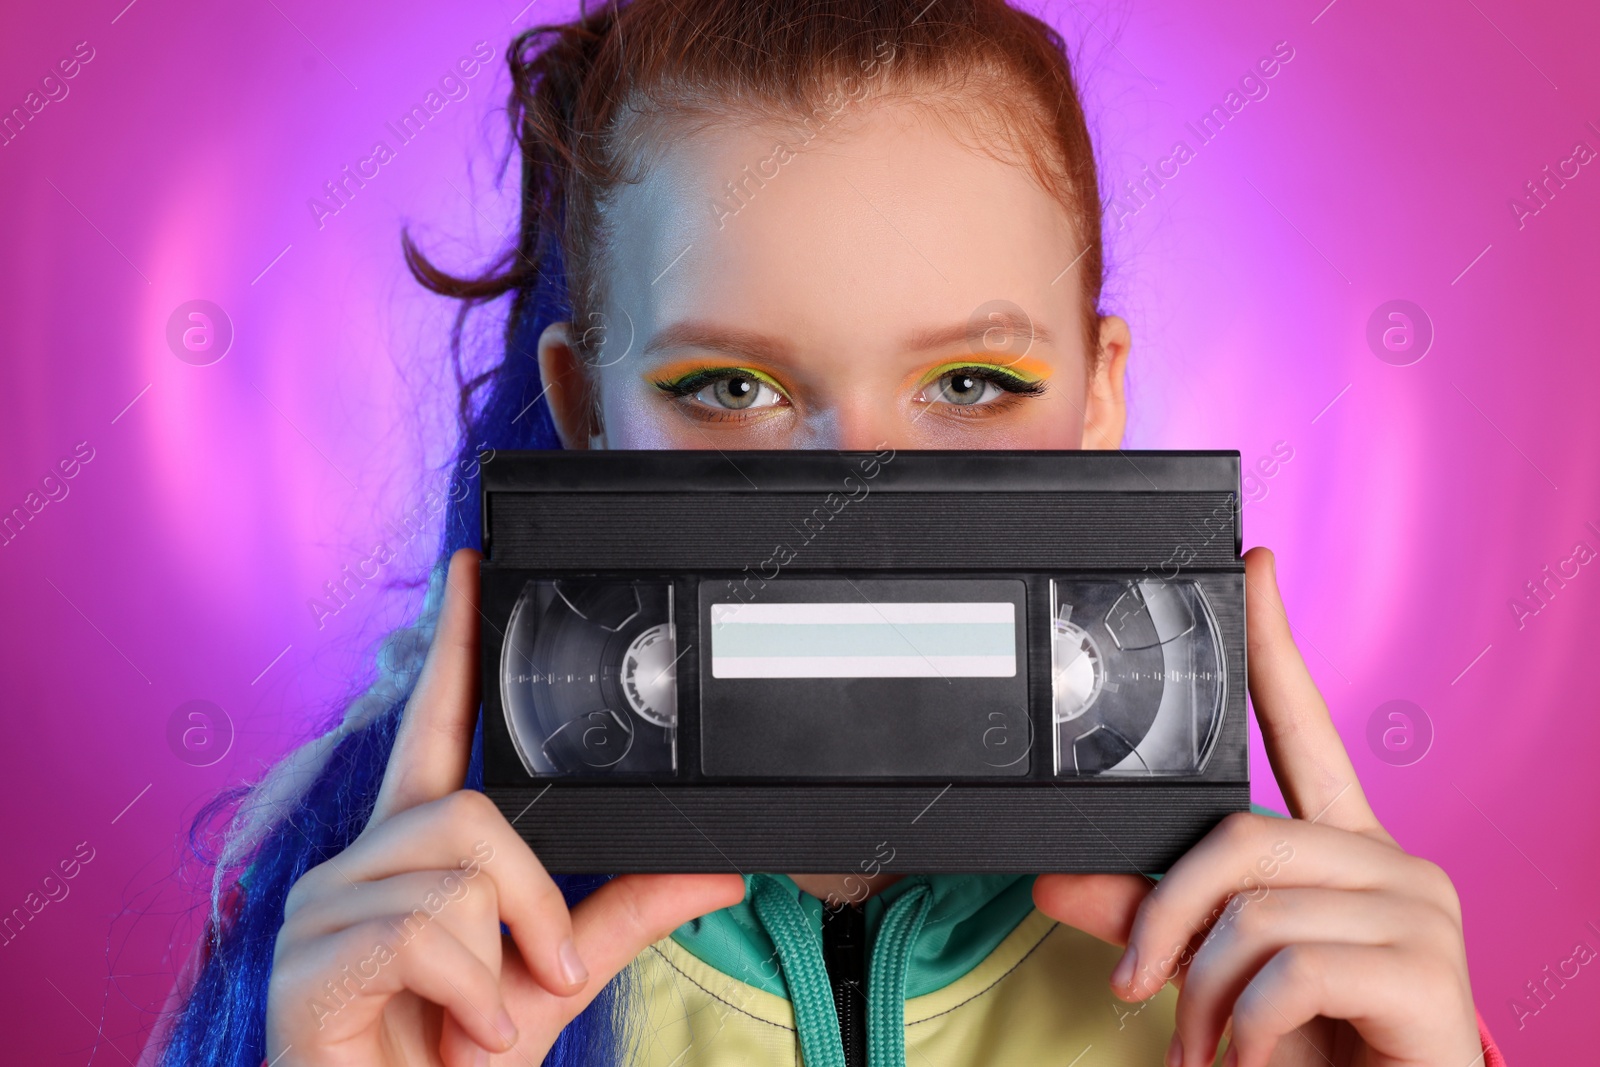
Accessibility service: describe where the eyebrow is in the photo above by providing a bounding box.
[642,321,797,364]
[901,308,1054,353]
[640,307,1053,364]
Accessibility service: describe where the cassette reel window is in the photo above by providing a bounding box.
[499,579,678,777]
[1050,578,1225,777]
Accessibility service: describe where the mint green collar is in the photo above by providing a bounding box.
[665,822,1289,1062]
[669,872,1037,1001]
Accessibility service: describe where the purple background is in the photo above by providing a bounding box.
[2,0,1596,1061]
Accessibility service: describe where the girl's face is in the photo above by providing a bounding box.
[538,98,1130,452]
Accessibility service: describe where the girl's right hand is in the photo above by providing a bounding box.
[265,549,746,1066]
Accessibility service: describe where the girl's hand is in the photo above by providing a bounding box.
[265,549,745,1066]
[1033,547,1482,1067]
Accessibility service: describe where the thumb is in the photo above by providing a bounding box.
[569,874,748,986]
[368,547,483,827]
[1032,873,1151,948]
[1244,546,1384,837]
[502,875,746,1056]
[515,874,746,1040]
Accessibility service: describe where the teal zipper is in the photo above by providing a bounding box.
[750,873,935,1067]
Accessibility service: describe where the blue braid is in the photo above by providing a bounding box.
[154,235,628,1067]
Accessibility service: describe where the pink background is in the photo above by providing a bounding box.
[2,0,1596,1061]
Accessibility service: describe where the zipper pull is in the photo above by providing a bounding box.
[822,901,868,1067]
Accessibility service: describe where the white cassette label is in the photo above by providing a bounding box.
[708,601,1016,678]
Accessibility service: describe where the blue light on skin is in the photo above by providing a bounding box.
[536,96,1133,901]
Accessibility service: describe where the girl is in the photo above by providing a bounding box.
[150,2,1500,1065]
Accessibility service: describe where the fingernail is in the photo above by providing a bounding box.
[1165,1031,1183,1067]
[558,936,589,986]
[1110,945,1137,995]
[472,1046,489,1067]
[494,1007,518,1048]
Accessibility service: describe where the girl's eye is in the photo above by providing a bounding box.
[652,367,789,414]
[919,366,1047,409]
[702,373,781,410]
[931,371,1006,406]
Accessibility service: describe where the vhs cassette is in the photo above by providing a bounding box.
[479,450,1248,873]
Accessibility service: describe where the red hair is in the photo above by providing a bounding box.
[407,0,1105,410]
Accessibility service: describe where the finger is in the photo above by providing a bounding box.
[284,869,505,967]
[299,790,584,997]
[282,915,519,1058]
[569,874,748,986]
[441,1008,515,1067]
[499,873,747,1044]
[1113,814,1411,1001]
[1243,546,1382,836]
[1227,942,1480,1067]
[1173,888,1410,1067]
[369,547,482,826]
[1031,873,1151,948]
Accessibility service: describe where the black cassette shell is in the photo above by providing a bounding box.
[479,449,1249,873]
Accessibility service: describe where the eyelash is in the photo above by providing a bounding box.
[649,368,789,422]
[651,368,773,400]
[649,364,1049,421]
[924,365,1049,404]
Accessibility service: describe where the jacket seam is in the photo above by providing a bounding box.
[904,920,1059,1027]
[647,943,797,1033]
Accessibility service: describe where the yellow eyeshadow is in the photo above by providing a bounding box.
[648,359,787,389]
[917,356,1052,385]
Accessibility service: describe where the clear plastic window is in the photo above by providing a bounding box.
[1051,578,1224,777]
[500,579,677,776]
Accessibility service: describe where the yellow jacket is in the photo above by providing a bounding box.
[625,873,1180,1066]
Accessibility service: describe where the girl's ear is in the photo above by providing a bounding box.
[537,321,602,449]
[1081,315,1130,450]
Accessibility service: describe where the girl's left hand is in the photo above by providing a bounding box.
[1034,547,1483,1067]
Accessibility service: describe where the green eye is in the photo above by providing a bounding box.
[710,374,765,409]
[921,365,1047,407]
[652,367,787,413]
[933,371,1002,406]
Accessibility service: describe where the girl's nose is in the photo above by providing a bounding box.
[806,401,908,452]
